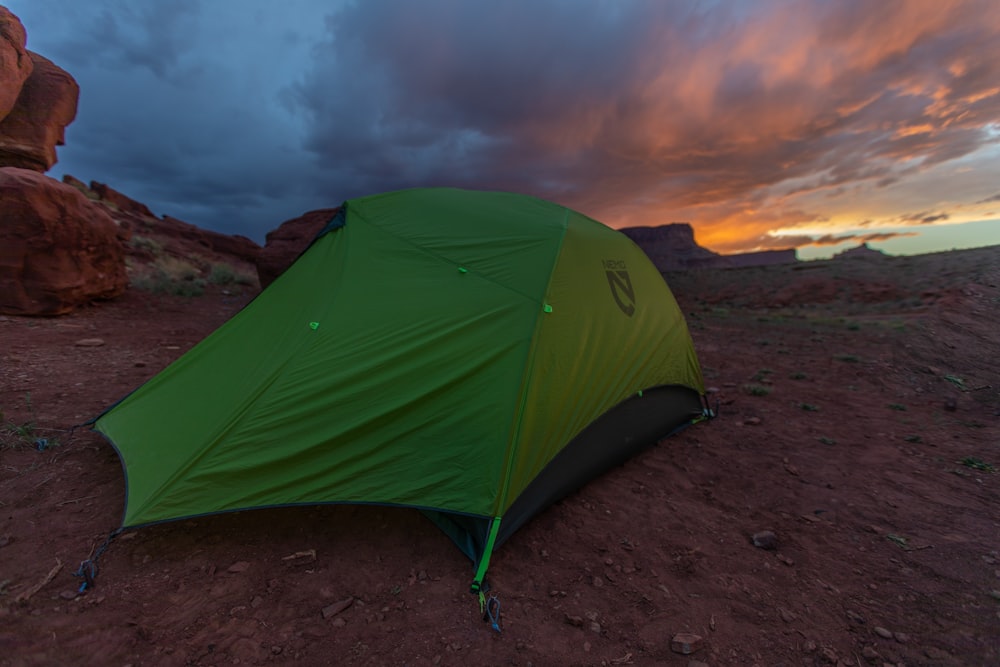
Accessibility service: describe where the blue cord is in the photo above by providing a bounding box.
[484,594,501,633]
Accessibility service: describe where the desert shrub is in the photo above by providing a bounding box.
[833,353,860,363]
[209,263,257,286]
[130,235,163,255]
[742,384,771,397]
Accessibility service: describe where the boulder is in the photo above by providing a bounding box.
[0,51,79,171]
[0,6,33,120]
[257,208,340,288]
[0,167,127,315]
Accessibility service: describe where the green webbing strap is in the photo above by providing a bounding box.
[470,517,502,596]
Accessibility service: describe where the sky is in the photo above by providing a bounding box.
[7,0,1000,258]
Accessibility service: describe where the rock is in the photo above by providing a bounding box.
[61,173,91,194]
[330,617,346,627]
[0,51,78,171]
[0,7,33,120]
[873,626,892,639]
[861,645,879,661]
[818,646,839,663]
[59,590,78,600]
[751,531,778,550]
[227,561,250,573]
[0,168,127,315]
[256,208,340,288]
[74,338,105,347]
[321,597,354,619]
[564,614,584,627]
[669,633,703,655]
[744,416,761,425]
[136,215,260,265]
[90,180,155,219]
[588,621,601,634]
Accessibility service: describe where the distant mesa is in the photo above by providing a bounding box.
[833,242,888,260]
[620,223,797,271]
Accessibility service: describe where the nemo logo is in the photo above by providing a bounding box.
[603,259,635,317]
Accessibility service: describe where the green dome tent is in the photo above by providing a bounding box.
[93,188,708,593]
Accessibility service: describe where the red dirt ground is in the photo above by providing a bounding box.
[2,245,999,666]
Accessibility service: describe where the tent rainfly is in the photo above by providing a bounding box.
[92,188,709,596]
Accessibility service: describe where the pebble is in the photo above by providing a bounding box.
[227,561,250,573]
[75,338,105,347]
[564,614,584,627]
[862,646,879,660]
[751,531,778,550]
[670,633,703,655]
[873,626,893,639]
[592,576,604,587]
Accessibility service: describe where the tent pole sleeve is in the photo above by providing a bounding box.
[469,517,502,594]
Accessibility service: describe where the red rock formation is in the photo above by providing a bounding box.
[257,208,340,288]
[61,173,91,194]
[0,6,32,120]
[89,180,156,219]
[0,167,127,315]
[0,51,78,171]
[152,215,260,263]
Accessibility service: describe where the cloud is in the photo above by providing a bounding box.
[731,230,919,252]
[8,0,1000,247]
[977,193,1000,204]
[288,0,1000,233]
[898,211,951,224]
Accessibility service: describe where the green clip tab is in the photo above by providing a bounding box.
[543,304,553,313]
[309,322,320,331]
[458,266,468,274]
[637,389,643,398]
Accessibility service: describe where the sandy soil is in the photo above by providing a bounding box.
[1,245,999,666]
